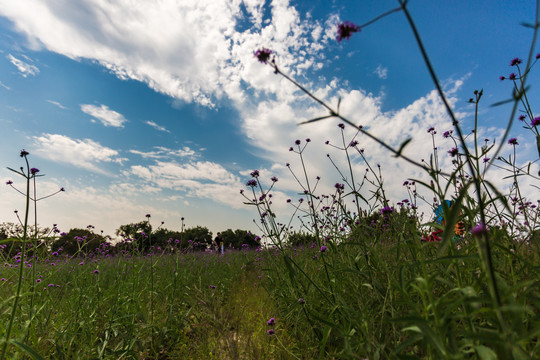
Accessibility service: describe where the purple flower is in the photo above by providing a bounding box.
[471,223,487,237]
[267,329,275,336]
[510,57,522,66]
[448,147,459,157]
[254,48,272,63]
[537,53,540,59]
[531,117,540,127]
[298,298,305,304]
[349,140,359,147]
[295,139,301,145]
[499,76,505,81]
[320,246,327,252]
[338,123,345,129]
[508,138,518,145]
[20,149,29,157]
[36,279,41,283]
[519,115,526,121]
[6,180,13,185]
[246,179,257,187]
[381,206,394,215]
[271,176,278,182]
[483,157,490,163]
[427,127,435,134]
[30,168,39,175]
[60,187,65,192]
[267,317,275,326]
[337,21,360,42]
[250,169,260,177]
[509,73,517,80]
[334,183,345,190]
[209,285,216,289]
[145,214,151,218]
[443,130,453,138]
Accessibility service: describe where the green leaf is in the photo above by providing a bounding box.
[9,340,46,360]
[475,345,497,360]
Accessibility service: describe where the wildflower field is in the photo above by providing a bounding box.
[2,1,540,359]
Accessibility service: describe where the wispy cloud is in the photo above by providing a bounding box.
[374,64,388,79]
[80,104,127,128]
[47,99,67,109]
[0,80,10,90]
[145,120,170,133]
[33,133,126,174]
[129,146,197,159]
[7,54,39,77]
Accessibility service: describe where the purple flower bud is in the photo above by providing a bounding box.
[254,48,273,64]
[336,21,360,42]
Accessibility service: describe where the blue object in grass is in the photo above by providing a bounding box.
[434,200,453,224]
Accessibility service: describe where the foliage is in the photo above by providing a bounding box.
[219,228,260,249]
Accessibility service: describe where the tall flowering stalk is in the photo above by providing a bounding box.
[1,150,33,359]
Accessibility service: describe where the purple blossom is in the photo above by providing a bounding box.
[510,57,522,66]
[334,183,345,190]
[246,179,257,187]
[509,73,517,80]
[336,21,360,42]
[30,168,39,175]
[499,76,505,81]
[254,48,272,63]
[483,157,490,163]
[209,285,216,289]
[448,147,459,157]
[471,223,487,237]
[295,139,301,145]
[271,176,278,182]
[338,123,345,129]
[320,246,327,252]
[298,298,305,304]
[267,329,275,336]
[381,206,394,215]
[20,149,29,157]
[427,127,435,134]
[531,117,540,127]
[508,138,518,145]
[145,214,151,218]
[518,115,526,121]
[267,317,275,326]
[250,169,260,177]
[443,130,453,138]
[305,138,311,142]
[6,180,13,185]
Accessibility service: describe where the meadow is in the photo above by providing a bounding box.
[2,1,540,359]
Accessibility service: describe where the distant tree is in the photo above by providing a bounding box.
[150,228,186,249]
[287,231,317,247]
[183,226,212,250]
[220,229,260,249]
[52,228,106,256]
[115,221,153,252]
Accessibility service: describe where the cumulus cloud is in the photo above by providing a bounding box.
[81,104,127,127]
[0,0,332,107]
[7,53,39,77]
[33,133,126,174]
[145,120,170,133]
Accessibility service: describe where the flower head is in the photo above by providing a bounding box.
[509,73,517,80]
[6,180,13,185]
[531,117,540,127]
[320,246,327,252]
[295,139,301,145]
[30,168,39,175]
[510,57,522,66]
[254,48,273,64]
[246,179,257,187]
[337,21,360,42]
[443,130,453,138]
[519,115,526,121]
[20,149,29,157]
[267,329,275,336]
[381,206,394,215]
[250,169,260,177]
[271,176,278,182]
[471,223,487,237]
[448,147,459,157]
[267,317,275,326]
[508,138,518,145]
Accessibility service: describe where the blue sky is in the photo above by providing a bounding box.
[0,0,538,238]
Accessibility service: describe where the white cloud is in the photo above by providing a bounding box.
[0,0,333,107]
[129,146,197,159]
[0,80,10,90]
[46,99,67,109]
[145,120,170,133]
[7,53,39,77]
[374,64,388,79]
[81,104,127,127]
[33,133,125,174]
